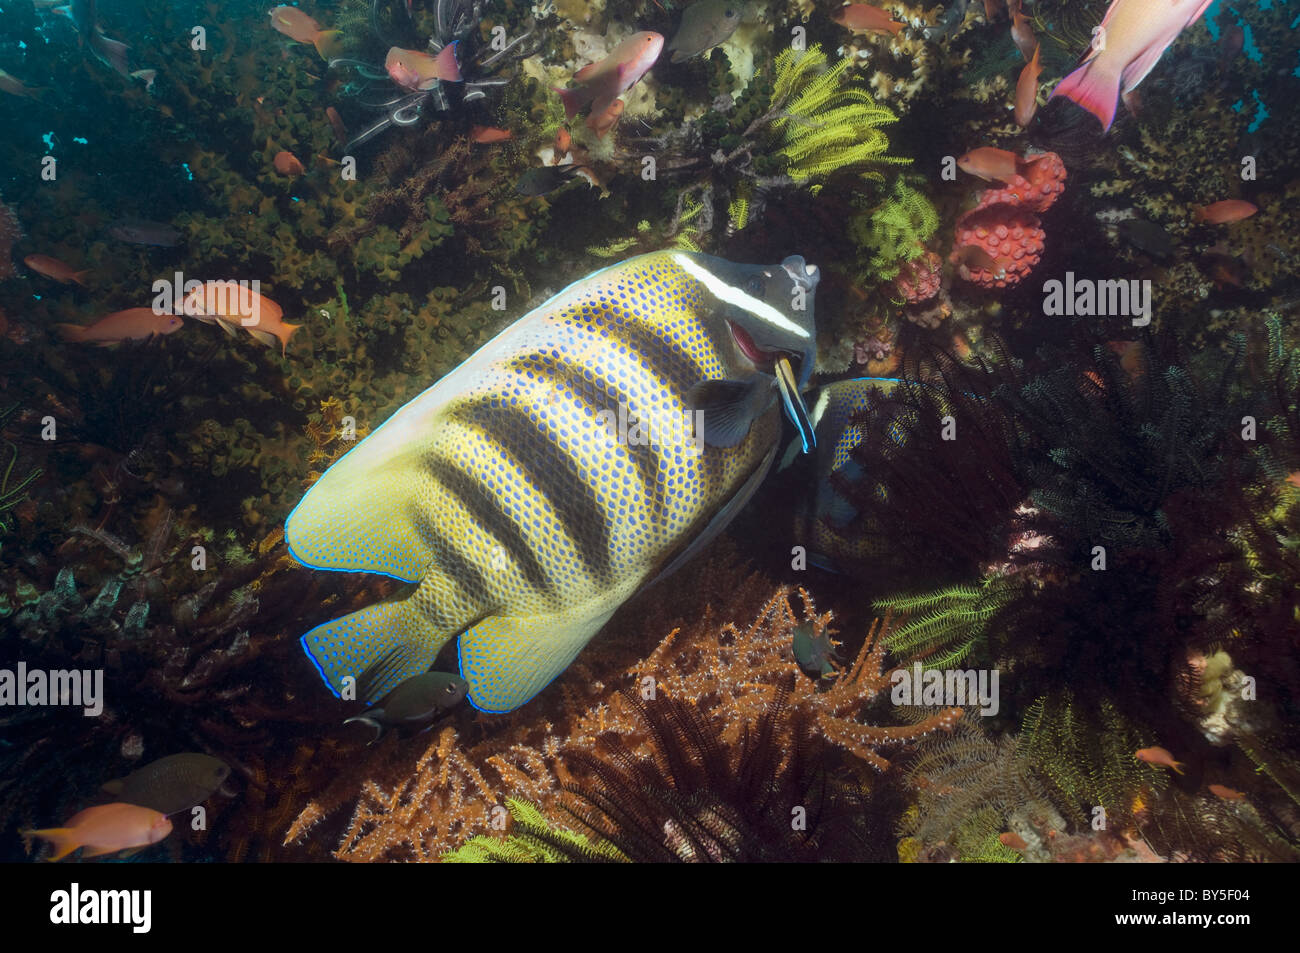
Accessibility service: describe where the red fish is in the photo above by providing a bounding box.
[21,803,172,861]
[588,98,625,138]
[956,146,1019,183]
[269,5,343,60]
[1193,200,1257,224]
[554,128,572,158]
[182,281,300,356]
[470,125,512,143]
[1218,24,1244,67]
[1135,746,1184,774]
[0,67,43,100]
[555,32,663,121]
[831,3,905,35]
[56,307,183,345]
[274,151,306,176]
[386,44,462,90]
[24,254,90,286]
[1009,0,1037,61]
[1015,44,1041,127]
[999,832,1028,849]
[326,106,348,143]
[1208,784,1245,801]
[1049,0,1215,131]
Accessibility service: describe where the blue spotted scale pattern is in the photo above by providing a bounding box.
[286,252,787,713]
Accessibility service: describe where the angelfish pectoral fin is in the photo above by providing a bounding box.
[300,597,443,703]
[687,374,772,448]
[458,609,618,713]
[774,357,816,454]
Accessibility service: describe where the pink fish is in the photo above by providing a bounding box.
[385,44,462,90]
[831,4,905,35]
[0,67,43,100]
[588,98,624,138]
[269,5,343,59]
[56,307,183,345]
[22,803,172,861]
[273,150,306,176]
[1015,44,1041,127]
[555,32,663,121]
[25,254,90,286]
[1050,0,1214,131]
[1009,0,1037,61]
[1193,199,1257,224]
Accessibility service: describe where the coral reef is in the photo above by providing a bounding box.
[285,543,958,861]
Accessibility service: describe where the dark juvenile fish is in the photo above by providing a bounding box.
[923,0,973,41]
[109,218,182,247]
[344,671,469,741]
[667,0,743,63]
[515,164,588,196]
[792,621,837,678]
[1116,218,1173,260]
[102,753,231,815]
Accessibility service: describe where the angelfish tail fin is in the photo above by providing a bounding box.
[1050,57,1120,132]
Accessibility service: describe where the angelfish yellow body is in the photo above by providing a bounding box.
[286,250,820,712]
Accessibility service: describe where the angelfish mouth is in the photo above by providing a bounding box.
[727,320,800,374]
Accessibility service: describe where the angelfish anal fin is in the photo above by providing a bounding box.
[459,609,618,714]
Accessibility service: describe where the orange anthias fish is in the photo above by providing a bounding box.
[998,832,1029,850]
[554,128,572,157]
[55,307,183,345]
[1049,0,1215,131]
[1015,44,1042,127]
[24,254,90,286]
[326,106,348,143]
[1009,0,1037,61]
[555,32,664,121]
[831,3,905,35]
[470,125,512,144]
[956,147,1019,183]
[274,150,306,176]
[1135,746,1184,774]
[268,5,343,60]
[1193,200,1258,224]
[182,281,300,356]
[0,67,43,100]
[588,98,625,138]
[1208,784,1245,801]
[22,803,172,861]
[385,44,462,91]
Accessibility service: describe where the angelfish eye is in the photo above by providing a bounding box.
[744,276,765,298]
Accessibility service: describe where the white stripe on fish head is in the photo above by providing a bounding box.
[671,253,810,339]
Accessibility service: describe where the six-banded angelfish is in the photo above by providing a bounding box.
[286,250,820,713]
